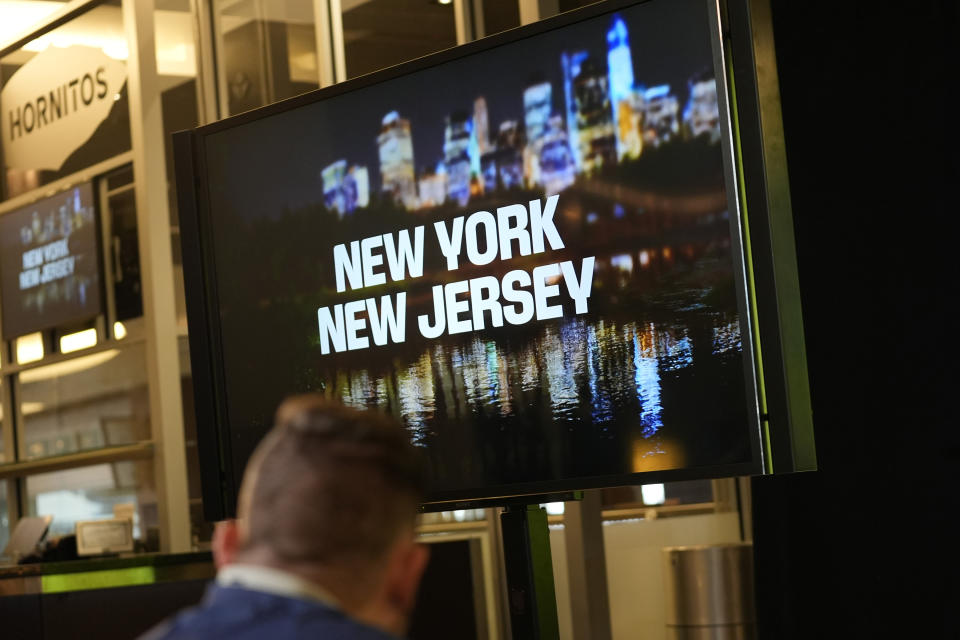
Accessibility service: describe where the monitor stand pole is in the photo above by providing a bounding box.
[500,504,560,640]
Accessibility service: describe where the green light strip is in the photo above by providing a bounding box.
[41,566,156,594]
[726,46,773,474]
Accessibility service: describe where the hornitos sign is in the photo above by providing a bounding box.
[1,45,126,171]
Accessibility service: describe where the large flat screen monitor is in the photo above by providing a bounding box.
[0,182,102,339]
[176,0,811,516]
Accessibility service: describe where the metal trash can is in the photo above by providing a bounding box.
[662,543,756,640]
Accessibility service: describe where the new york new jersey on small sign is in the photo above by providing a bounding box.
[1,45,126,171]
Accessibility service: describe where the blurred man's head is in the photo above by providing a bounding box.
[212,395,428,635]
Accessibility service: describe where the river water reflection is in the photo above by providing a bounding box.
[333,312,746,489]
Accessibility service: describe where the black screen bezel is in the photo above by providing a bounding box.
[175,0,767,518]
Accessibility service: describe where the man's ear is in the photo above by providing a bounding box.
[386,540,431,616]
[212,519,241,569]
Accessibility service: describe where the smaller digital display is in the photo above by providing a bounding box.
[0,183,102,339]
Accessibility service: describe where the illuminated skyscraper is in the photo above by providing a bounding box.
[468,121,482,191]
[322,160,348,216]
[322,160,369,216]
[347,165,370,209]
[562,50,590,172]
[444,111,472,206]
[481,151,498,193]
[418,162,447,208]
[573,57,616,174]
[524,79,553,187]
[524,79,552,145]
[522,145,540,188]
[683,70,721,143]
[473,96,491,156]
[643,85,679,147]
[492,120,524,190]
[539,115,576,196]
[617,88,644,160]
[607,16,634,105]
[607,14,636,159]
[377,111,417,210]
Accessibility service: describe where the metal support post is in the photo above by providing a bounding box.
[564,490,612,640]
[123,0,192,552]
[500,504,560,640]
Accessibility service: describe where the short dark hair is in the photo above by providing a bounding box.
[241,395,424,568]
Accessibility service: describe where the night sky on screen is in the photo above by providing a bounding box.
[204,0,715,220]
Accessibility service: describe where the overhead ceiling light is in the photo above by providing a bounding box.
[113,321,127,340]
[60,328,98,354]
[641,483,666,505]
[15,4,128,59]
[543,502,565,515]
[16,332,44,364]
[0,1,62,49]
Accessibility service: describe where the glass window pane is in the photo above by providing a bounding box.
[18,345,150,460]
[25,459,157,543]
[663,479,714,505]
[178,335,211,545]
[103,174,144,322]
[480,0,520,38]
[155,0,200,218]
[419,508,487,526]
[0,480,9,553]
[601,479,715,508]
[153,0,199,331]
[0,0,130,201]
[213,0,320,116]
[1,395,6,464]
[156,0,198,331]
[342,0,457,80]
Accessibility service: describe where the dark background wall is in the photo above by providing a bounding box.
[752,0,958,636]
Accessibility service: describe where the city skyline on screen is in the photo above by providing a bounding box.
[201,0,759,498]
[209,0,720,223]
